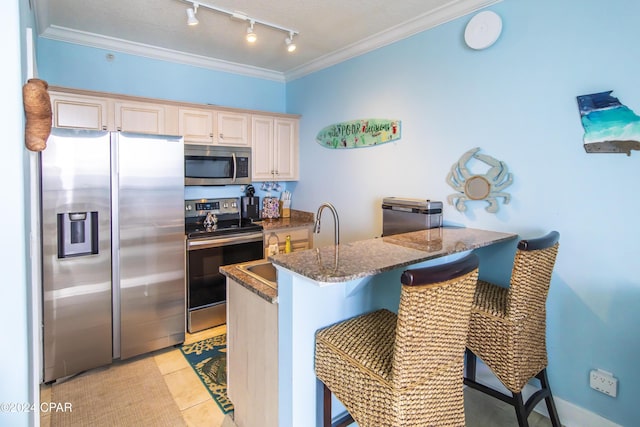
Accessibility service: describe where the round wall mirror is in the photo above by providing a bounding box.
[465,176,491,200]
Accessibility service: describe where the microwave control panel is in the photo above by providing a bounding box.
[236,157,249,178]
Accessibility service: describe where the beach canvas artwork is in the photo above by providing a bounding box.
[577,91,640,156]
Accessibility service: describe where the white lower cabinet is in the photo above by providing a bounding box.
[252,115,298,181]
[227,279,278,427]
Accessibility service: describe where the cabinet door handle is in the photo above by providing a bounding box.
[102,126,107,130]
[117,127,122,131]
[210,133,214,138]
[219,133,224,139]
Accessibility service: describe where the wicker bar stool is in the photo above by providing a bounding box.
[314,253,479,427]
[465,231,561,427]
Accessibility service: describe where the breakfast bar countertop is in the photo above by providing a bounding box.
[220,227,517,303]
[270,227,517,285]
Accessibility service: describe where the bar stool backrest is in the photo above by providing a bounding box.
[506,231,560,322]
[393,253,479,390]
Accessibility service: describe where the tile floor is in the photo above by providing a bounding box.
[40,325,231,427]
[39,325,555,427]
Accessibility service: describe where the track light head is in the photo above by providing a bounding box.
[246,20,257,43]
[183,3,299,53]
[186,4,199,26]
[285,32,296,52]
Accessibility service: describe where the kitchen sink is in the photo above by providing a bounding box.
[238,260,277,289]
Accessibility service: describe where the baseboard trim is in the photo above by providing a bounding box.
[472,362,621,427]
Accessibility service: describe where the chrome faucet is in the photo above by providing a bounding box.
[314,202,340,245]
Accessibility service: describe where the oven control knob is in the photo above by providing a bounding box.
[185,205,192,211]
[231,201,237,208]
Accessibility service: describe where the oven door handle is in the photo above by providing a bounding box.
[187,231,264,251]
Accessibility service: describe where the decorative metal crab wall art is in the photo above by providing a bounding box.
[446,147,513,213]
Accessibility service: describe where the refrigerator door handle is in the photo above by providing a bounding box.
[111,133,121,359]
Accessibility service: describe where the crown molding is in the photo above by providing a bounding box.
[40,25,287,82]
[39,0,501,84]
[284,0,501,81]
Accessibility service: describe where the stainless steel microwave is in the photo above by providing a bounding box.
[184,144,251,186]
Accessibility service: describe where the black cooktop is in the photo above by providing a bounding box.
[185,219,263,239]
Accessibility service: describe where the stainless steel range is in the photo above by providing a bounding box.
[185,197,264,332]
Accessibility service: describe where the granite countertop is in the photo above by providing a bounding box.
[220,210,315,304]
[270,227,517,285]
[221,226,517,302]
[257,209,315,230]
[221,262,278,304]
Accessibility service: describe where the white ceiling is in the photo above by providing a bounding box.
[32,0,500,81]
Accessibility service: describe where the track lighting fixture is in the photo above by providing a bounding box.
[246,20,257,43]
[186,3,199,26]
[181,0,299,52]
[285,32,296,52]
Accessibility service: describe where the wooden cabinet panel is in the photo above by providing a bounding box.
[47,88,299,158]
[114,101,165,134]
[178,108,214,144]
[215,111,249,146]
[252,116,275,180]
[252,115,299,181]
[50,93,109,130]
[227,279,278,427]
[273,118,297,180]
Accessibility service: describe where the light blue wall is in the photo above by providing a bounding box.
[37,38,287,113]
[2,0,31,426]
[287,0,639,425]
[37,38,292,200]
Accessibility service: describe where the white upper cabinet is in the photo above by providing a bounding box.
[50,92,110,131]
[178,109,249,146]
[273,118,297,180]
[114,101,166,135]
[215,111,249,146]
[48,88,299,161]
[252,115,298,181]
[252,116,275,180]
[178,107,214,144]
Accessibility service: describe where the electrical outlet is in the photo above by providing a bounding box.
[590,369,618,397]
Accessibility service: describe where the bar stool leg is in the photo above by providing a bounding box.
[538,369,562,427]
[465,348,477,381]
[323,382,332,427]
[513,392,530,427]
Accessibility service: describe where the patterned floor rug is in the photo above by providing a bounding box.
[181,333,234,414]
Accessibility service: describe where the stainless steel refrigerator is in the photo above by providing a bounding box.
[41,128,185,383]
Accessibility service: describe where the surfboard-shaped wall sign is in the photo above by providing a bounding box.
[316,118,401,149]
